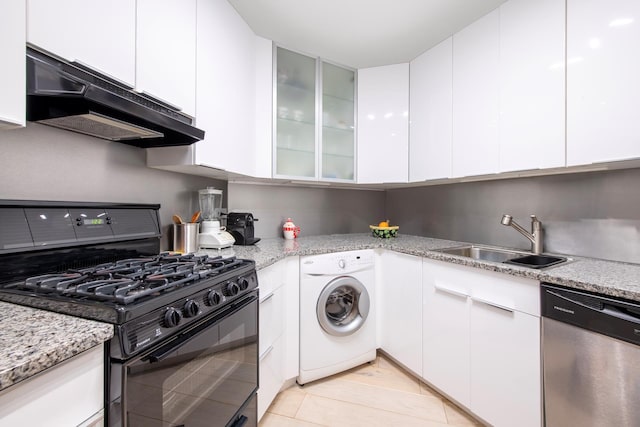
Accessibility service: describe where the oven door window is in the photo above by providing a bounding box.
[122,295,258,427]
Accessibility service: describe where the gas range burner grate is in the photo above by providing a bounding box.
[17,253,247,305]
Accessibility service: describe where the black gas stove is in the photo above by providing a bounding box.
[0,251,257,358]
[0,200,258,427]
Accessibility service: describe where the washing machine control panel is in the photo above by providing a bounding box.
[332,252,374,272]
[301,250,375,275]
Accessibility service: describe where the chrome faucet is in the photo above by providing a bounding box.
[501,214,543,254]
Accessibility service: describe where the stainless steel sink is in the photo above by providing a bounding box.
[434,245,530,263]
[434,245,568,269]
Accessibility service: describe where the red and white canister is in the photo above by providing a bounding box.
[283,218,300,240]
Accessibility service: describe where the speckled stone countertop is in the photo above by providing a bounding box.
[3,233,638,393]
[0,302,113,392]
[203,233,640,302]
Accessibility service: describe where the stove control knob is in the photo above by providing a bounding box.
[223,281,240,297]
[238,277,250,291]
[183,300,200,318]
[164,307,182,328]
[205,290,222,306]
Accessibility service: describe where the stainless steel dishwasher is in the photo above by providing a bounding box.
[541,283,640,427]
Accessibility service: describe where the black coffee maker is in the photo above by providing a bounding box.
[226,213,261,245]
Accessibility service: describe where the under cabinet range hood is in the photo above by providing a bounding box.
[26,46,204,148]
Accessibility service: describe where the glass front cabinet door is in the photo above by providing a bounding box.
[274,46,356,181]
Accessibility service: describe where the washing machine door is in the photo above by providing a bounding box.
[316,276,370,337]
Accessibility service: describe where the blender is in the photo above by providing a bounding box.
[198,187,235,249]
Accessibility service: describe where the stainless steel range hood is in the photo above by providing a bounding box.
[26,46,205,148]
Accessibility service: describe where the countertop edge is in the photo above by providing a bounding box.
[0,302,113,393]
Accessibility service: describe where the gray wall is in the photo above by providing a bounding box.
[386,168,640,264]
[228,182,386,238]
[4,124,639,264]
[0,123,226,250]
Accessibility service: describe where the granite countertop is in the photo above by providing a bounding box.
[0,302,113,392]
[3,232,638,393]
[205,233,640,303]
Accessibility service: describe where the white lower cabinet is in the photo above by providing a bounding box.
[422,258,541,427]
[257,257,299,421]
[422,261,470,405]
[378,251,422,376]
[0,344,104,426]
[469,299,541,426]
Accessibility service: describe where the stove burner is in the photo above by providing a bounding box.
[25,273,88,291]
[18,253,246,305]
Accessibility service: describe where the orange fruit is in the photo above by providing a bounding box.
[378,220,390,227]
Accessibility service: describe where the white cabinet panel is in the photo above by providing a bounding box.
[136,0,196,116]
[567,0,640,165]
[499,0,565,172]
[409,38,453,182]
[258,335,284,420]
[379,251,422,376]
[256,257,299,421]
[422,258,541,426]
[259,286,284,355]
[254,36,274,179]
[452,10,500,178]
[282,256,300,381]
[470,302,541,427]
[195,0,257,175]
[357,63,409,184]
[27,0,136,86]
[0,345,104,426]
[0,0,25,130]
[422,259,470,407]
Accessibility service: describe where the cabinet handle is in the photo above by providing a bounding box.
[260,291,274,303]
[434,284,468,299]
[471,296,514,313]
[259,345,274,361]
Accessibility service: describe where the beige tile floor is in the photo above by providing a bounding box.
[259,353,485,427]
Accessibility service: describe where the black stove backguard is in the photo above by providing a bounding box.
[0,200,161,269]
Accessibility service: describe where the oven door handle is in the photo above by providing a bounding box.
[147,293,258,363]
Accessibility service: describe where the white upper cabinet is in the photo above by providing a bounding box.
[357,63,409,184]
[0,0,25,129]
[452,9,500,178]
[136,0,196,117]
[146,33,272,179]
[409,37,453,182]
[567,0,640,166]
[499,0,565,172]
[27,0,136,87]
[193,0,261,176]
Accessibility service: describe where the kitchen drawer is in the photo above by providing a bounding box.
[259,285,284,354]
[258,334,284,421]
[427,259,539,317]
[258,262,285,297]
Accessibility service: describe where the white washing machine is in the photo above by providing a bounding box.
[298,249,376,385]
